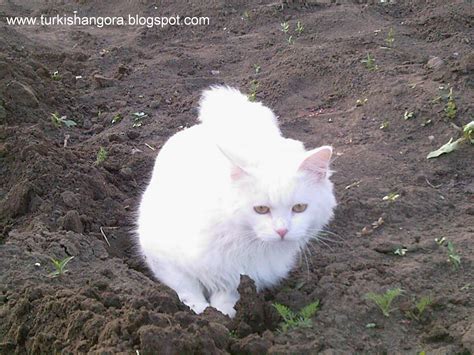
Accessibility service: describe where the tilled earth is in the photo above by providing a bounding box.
[0,0,473,353]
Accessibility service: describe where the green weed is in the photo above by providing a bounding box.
[394,248,407,256]
[295,21,304,35]
[253,64,261,75]
[273,300,319,332]
[447,241,461,270]
[383,192,399,202]
[248,80,259,102]
[111,113,123,124]
[407,296,432,321]
[95,147,108,165]
[421,118,432,127]
[51,70,62,81]
[361,53,378,71]
[385,28,395,47]
[51,113,76,128]
[415,296,432,317]
[48,256,74,278]
[356,98,368,107]
[365,288,403,317]
[132,111,148,128]
[444,88,457,119]
[427,120,473,159]
[280,21,301,45]
[404,111,415,120]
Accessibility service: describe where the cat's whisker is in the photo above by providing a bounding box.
[319,229,345,241]
[305,245,316,270]
[305,240,319,254]
[312,235,342,245]
[306,242,318,255]
[308,236,334,252]
[299,246,312,278]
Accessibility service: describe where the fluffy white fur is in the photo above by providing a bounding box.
[137,86,336,317]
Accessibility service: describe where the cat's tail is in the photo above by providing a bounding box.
[198,85,280,138]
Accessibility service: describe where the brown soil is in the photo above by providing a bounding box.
[1,0,473,353]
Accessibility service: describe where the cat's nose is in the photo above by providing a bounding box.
[276,228,288,239]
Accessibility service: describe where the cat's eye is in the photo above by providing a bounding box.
[292,203,308,213]
[254,205,270,214]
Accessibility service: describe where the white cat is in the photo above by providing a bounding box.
[137,86,336,317]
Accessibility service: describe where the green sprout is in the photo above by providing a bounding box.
[427,120,473,159]
[254,64,261,75]
[111,113,123,124]
[51,70,62,81]
[407,296,432,321]
[421,118,432,127]
[273,300,319,332]
[95,147,108,165]
[48,256,74,278]
[356,98,368,107]
[380,120,389,130]
[383,192,400,202]
[434,85,457,119]
[280,21,298,44]
[415,296,432,317]
[132,111,148,128]
[385,28,395,47]
[51,113,77,128]
[404,111,415,120]
[295,20,304,35]
[365,288,403,317]
[248,79,259,102]
[444,88,457,119]
[435,237,446,246]
[361,53,378,71]
[394,248,408,256]
[447,241,461,270]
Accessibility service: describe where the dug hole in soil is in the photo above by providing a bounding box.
[0,0,473,353]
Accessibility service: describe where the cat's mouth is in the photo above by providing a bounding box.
[257,234,297,243]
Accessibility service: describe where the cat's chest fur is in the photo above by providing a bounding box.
[196,221,301,292]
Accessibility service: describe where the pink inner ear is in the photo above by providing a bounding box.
[230,165,246,181]
[298,146,332,181]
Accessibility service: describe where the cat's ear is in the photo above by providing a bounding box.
[217,145,249,181]
[298,146,333,181]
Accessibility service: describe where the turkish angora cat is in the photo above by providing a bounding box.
[137,86,336,317]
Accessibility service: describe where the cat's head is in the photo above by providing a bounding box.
[224,144,336,245]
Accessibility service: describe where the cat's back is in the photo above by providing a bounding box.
[138,123,228,247]
[141,123,230,219]
[152,124,226,179]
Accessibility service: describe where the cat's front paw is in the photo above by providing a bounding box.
[188,301,210,314]
[182,298,210,314]
[213,303,236,318]
[210,291,238,318]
